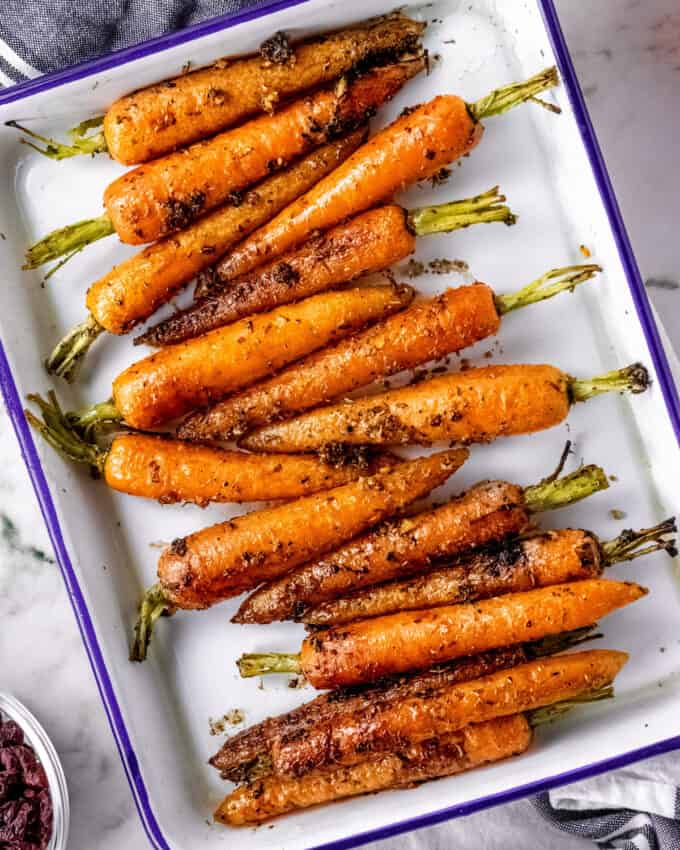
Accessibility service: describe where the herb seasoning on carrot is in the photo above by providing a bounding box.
[130,450,467,660]
[138,186,517,347]
[238,581,644,688]
[212,66,560,283]
[42,133,366,380]
[179,263,599,442]
[235,454,610,623]
[11,15,425,164]
[24,391,397,505]
[239,362,650,452]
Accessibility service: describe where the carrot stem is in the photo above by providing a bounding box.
[66,399,122,435]
[45,314,104,382]
[25,391,106,472]
[528,684,614,727]
[6,116,107,160]
[130,583,174,662]
[468,66,560,122]
[407,186,517,235]
[238,652,302,678]
[23,212,115,270]
[526,625,602,658]
[602,518,677,565]
[569,363,650,403]
[495,264,601,315]
[522,464,609,514]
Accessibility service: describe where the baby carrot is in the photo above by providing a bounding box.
[250,651,622,780]
[213,66,560,282]
[217,714,533,825]
[11,15,424,165]
[140,188,517,347]
[68,283,413,431]
[239,362,650,452]
[246,650,626,780]
[239,584,641,688]
[25,59,422,261]
[130,449,466,660]
[43,133,365,381]
[24,392,397,505]
[234,455,610,624]
[211,628,596,782]
[304,521,676,625]
[179,264,599,442]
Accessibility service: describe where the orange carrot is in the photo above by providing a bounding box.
[238,581,645,688]
[24,393,397,505]
[24,59,422,266]
[240,363,650,452]
[213,67,559,282]
[180,265,598,442]
[130,450,466,660]
[44,133,366,381]
[12,15,424,165]
[69,284,412,431]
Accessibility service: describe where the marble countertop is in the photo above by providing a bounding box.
[2,2,679,848]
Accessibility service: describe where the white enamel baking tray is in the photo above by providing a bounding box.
[1,1,680,848]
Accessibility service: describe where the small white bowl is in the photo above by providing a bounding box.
[0,692,69,850]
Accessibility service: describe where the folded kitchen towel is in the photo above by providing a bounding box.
[534,753,680,850]
[1,3,679,850]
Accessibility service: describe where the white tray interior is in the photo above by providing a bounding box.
[1,1,679,848]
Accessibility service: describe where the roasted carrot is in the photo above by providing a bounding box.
[234,457,610,624]
[24,392,397,505]
[43,134,365,381]
[141,188,517,347]
[179,264,598,442]
[130,449,466,660]
[212,645,528,781]
[67,284,412,432]
[304,521,677,625]
[12,15,424,165]
[234,650,626,784]
[240,362,650,452]
[213,67,559,283]
[211,628,597,782]
[217,714,533,825]
[25,59,423,265]
[238,581,644,688]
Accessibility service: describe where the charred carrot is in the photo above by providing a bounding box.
[230,650,625,793]
[212,645,528,781]
[238,581,643,688]
[217,714,533,825]
[179,264,598,442]
[65,284,413,431]
[130,449,466,661]
[24,392,397,505]
[11,15,424,165]
[213,66,560,283]
[211,627,597,782]
[234,455,610,624]
[42,133,365,381]
[25,59,423,264]
[304,521,677,625]
[239,362,650,452]
[140,188,517,347]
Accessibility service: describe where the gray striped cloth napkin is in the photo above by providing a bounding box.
[1,3,679,849]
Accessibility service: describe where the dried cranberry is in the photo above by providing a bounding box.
[0,723,23,748]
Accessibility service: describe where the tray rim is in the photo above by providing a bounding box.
[1,1,680,849]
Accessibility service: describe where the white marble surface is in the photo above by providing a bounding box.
[1,2,679,848]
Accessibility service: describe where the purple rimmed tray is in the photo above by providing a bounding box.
[1,2,679,849]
